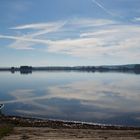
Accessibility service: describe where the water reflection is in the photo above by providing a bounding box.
[0,72,140,126]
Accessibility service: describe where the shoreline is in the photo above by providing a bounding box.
[1,115,140,130]
[1,115,140,140]
[0,64,140,75]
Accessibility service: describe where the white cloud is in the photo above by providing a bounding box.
[80,29,119,37]
[0,18,140,63]
[133,17,140,22]
[11,21,65,31]
[2,21,65,50]
[0,18,115,51]
[46,25,140,61]
[8,40,35,50]
[69,18,115,27]
[0,34,51,44]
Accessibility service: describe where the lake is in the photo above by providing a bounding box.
[0,71,140,127]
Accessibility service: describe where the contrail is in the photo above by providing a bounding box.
[91,0,114,16]
[0,35,51,44]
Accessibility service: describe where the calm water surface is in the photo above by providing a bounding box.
[0,71,140,127]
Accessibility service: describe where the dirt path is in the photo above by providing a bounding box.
[2,127,140,140]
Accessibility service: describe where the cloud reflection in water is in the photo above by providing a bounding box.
[1,72,140,126]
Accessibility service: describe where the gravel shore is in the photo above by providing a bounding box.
[1,115,140,140]
[2,127,140,140]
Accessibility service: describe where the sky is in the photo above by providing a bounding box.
[0,0,140,66]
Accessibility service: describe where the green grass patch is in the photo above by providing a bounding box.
[0,124,13,139]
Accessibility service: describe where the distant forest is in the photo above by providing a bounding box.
[0,64,140,74]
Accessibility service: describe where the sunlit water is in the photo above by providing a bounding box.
[0,71,140,127]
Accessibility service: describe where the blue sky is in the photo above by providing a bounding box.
[0,0,140,66]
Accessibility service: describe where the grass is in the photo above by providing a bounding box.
[0,124,13,139]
